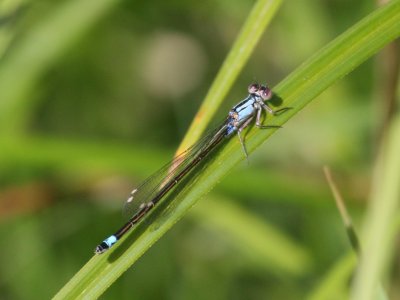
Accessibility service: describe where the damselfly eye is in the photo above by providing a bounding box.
[248,83,260,94]
[258,86,272,100]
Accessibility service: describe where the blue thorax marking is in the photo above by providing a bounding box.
[232,95,256,118]
[226,95,258,136]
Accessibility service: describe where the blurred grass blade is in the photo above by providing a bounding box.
[0,0,27,58]
[314,166,392,300]
[54,1,400,299]
[177,0,283,152]
[191,197,311,275]
[307,253,357,300]
[350,117,400,300]
[323,166,360,253]
[0,0,119,134]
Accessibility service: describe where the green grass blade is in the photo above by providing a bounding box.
[350,117,400,300]
[54,1,400,299]
[0,0,27,57]
[307,253,357,300]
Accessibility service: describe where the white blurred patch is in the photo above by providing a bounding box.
[90,176,135,209]
[141,31,207,100]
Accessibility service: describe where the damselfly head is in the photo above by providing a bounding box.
[248,83,260,94]
[258,85,272,101]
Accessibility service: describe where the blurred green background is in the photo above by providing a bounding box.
[0,0,397,299]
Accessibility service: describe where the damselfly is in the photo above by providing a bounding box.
[95,83,286,254]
